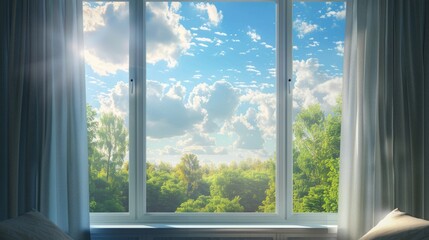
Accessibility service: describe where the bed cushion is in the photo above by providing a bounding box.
[0,211,73,240]
[360,208,429,240]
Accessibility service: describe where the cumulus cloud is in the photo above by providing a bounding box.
[293,19,318,39]
[178,132,216,147]
[194,3,223,26]
[182,146,228,155]
[188,80,240,132]
[146,81,203,138]
[83,2,192,75]
[322,9,346,19]
[313,77,343,107]
[231,108,264,150]
[293,58,342,112]
[159,146,182,155]
[241,91,276,139]
[97,79,277,155]
[83,2,106,32]
[83,2,129,76]
[247,28,261,42]
[146,2,192,67]
[98,81,129,120]
[335,41,344,56]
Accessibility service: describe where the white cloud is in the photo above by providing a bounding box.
[84,2,193,75]
[313,77,343,107]
[98,81,129,121]
[195,37,213,43]
[293,19,318,39]
[268,68,276,78]
[231,39,241,42]
[247,28,261,42]
[198,43,208,48]
[181,145,228,155]
[146,81,203,138]
[84,50,128,76]
[335,41,344,56]
[240,91,276,139]
[324,9,346,20]
[308,41,320,47]
[293,58,342,112]
[159,146,181,155]
[194,3,223,26]
[227,68,241,74]
[215,39,224,46]
[261,42,274,49]
[188,80,240,132]
[293,45,299,50]
[192,74,202,79]
[199,25,211,31]
[87,75,106,87]
[82,2,106,32]
[231,108,264,150]
[246,65,261,75]
[214,31,227,36]
[83,2,129,76]
[146,2,192,68]
[178,132,216,147]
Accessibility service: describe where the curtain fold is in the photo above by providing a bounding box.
[0,1,90,239]
[338,0,429,239]
[0,0,11,222]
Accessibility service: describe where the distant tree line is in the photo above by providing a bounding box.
[86,99,341,213]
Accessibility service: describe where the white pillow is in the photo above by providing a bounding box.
[360,208,429,240]
[0,211,73,240]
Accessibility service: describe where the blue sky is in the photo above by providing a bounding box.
[83,1,345,165]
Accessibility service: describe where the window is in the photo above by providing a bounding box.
[83,0,345,224]
[291,1,345,213]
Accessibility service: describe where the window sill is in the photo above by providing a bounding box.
[91,223,337,229]
[90,224,338,238]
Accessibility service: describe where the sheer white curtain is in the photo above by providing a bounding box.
[338,0,429,239]
[0,1,89,239]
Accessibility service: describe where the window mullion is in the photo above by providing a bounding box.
[129,0,147,220]
[285,0,293,219]
[275,0,290,220]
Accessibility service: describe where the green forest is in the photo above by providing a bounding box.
[87,100,341,213]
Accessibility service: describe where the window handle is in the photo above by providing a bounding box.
[288,78,292,94]
[130,78,134,94]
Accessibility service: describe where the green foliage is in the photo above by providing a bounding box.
[87,98,342,214]
[292,99,341,213]
[146,162,187,212]
[176,195,244,212]
[87,106,129,212]
[208,160,272,212]
[176,153,203,198]
[97,112,128,182]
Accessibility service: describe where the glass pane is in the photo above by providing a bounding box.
[292,1,345,213]
[83,1,130,212]
[145,1,276,213]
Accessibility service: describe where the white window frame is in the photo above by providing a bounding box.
[89,0,339,226]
